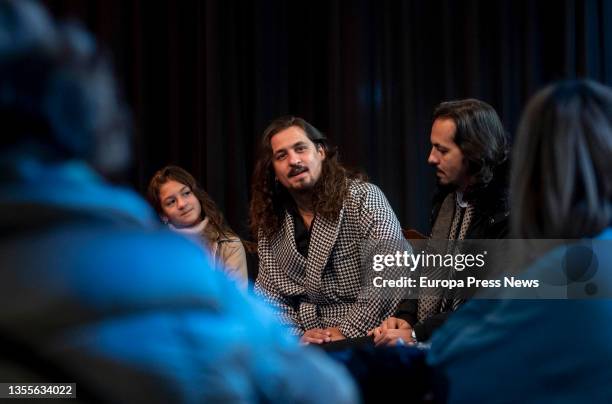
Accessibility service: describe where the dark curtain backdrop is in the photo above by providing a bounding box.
[42,0,612,238]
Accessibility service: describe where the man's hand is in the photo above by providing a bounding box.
[372,327,414,346]
[367,316,414,346]
[324,327,346,342]
[367,316,410,335]
[300,327,346,345]
[300,328,331,345]
[380,316,411,331]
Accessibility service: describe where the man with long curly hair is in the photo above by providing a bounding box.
[250,116,405,343]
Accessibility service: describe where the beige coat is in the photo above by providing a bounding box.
[201,219,249,290]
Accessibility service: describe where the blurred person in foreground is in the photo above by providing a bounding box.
[0,0,357,402]
[427,80,612,403]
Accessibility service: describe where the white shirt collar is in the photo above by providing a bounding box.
[456,191,469,208]
[168,217,208,235]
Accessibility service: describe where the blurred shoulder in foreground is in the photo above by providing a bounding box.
[0,1,357,402]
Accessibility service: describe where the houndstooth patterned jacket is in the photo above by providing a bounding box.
[255,179,405,338]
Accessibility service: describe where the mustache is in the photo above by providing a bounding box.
[288,165,308,177]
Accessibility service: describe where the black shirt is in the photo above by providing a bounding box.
[290,209,311,258]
